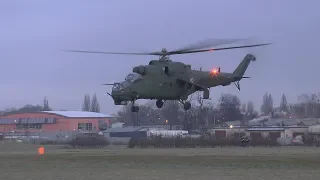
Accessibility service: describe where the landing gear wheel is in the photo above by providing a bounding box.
[156,99,164,108]
[183,102,191,110]
[131,106,139,112]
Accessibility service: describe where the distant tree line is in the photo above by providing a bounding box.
[116,91,320,130]
[1,91,319,126]
[290,93,320,118]
[117,92,257,130]
[0,93,102,116]
[0,97,52,116]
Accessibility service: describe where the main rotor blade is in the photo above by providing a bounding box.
[168,43,271,55]
[63,50,161,56]
[171,38,247,53]
[63,39,270,57]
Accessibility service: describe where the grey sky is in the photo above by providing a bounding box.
[1,0,319,115]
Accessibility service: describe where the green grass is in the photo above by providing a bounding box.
[1,142,320,180]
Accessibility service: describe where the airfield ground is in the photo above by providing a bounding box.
[1,142,320,180]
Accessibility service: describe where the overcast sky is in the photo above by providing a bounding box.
[0,0,319,115]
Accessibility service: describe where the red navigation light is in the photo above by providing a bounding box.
[211,68,218,75]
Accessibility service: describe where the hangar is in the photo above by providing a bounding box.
[0,111,114,133]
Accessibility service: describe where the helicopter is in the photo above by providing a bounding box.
[65,39,271,112]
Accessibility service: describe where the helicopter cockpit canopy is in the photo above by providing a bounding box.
[124,73,143,82]
[112,73,143,91]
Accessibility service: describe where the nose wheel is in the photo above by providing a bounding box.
[183,101,191,110]
[156,99,164,108]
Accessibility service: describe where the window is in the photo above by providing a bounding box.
[15,124,42,129]
[78,123,85,130]
[16,124,23,129]
[112,83,122,91]
[35,124,42,129]
[78,123,93,131]
[86,123,92,130]
[125,73,134,81]
[29,124,36,129]
[124,73,143,83]
[28,124,42,129]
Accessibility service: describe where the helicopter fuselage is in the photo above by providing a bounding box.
[109,53,255,106]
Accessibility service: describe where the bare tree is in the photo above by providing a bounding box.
[90,93,100,112]
[218,93,242,121]
[280,93,288,112]
[2,104,44,116]
[247,101,254,115]
[261,92,273,115]
[161,100,182,126]
[82,94,91,111]
[195,91,211,128]
[43,97,51,111]
[297,93,320,118]
[241,103,246,114]
[117,104,132,125]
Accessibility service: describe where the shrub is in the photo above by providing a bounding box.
[127,134,281,148]
[68,133,109,148]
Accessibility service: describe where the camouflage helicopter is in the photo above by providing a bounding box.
[66,39,270,112]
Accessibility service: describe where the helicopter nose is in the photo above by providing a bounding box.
[111,90,120,96]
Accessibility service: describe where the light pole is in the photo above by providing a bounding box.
[14,120,17,132]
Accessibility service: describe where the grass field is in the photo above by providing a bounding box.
[1,142,320,180]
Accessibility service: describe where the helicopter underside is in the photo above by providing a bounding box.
[112,88,208,112]
[118,98,192,113]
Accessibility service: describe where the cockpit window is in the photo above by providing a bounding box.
[112,73,143,92]
[112,83,122,91]
[124,73,143,83]
[125,73,135,81]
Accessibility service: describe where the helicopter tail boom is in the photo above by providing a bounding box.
[230,54,256,91]
[232,54,256,77]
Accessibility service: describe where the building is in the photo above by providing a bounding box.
[111,122,125,128]
[103,126,188,144]
[213,118,320,142]
[246,127,286,141]
[0,111,114,133]
[103,127,148,144]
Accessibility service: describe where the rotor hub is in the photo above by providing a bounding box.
[159,48,170,61]
[161,48,168,54]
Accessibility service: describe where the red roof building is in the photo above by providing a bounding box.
[0,111,114,133]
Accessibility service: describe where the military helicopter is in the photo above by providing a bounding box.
[65,39,270,112]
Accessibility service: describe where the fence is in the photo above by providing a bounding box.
[0,131,110,148]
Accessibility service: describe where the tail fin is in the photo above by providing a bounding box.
[232,54,256,77]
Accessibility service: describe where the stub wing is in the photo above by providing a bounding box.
[176,78,206,91]
[176,78,210,99]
